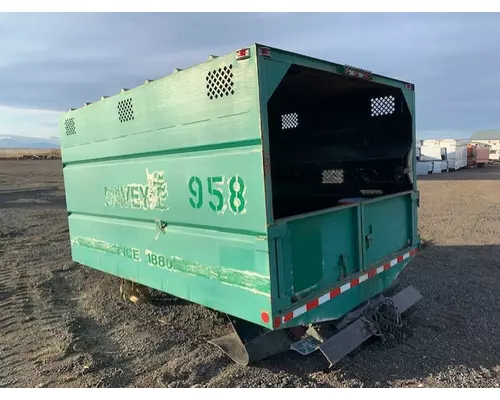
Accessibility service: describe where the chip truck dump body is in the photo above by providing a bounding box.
[59,44,420,365]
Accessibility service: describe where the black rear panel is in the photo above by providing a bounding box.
[267,65,413,220]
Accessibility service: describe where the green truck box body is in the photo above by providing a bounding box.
[59,44,419,331]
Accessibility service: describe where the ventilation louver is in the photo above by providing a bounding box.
[370,96,395,117]
[118,98,134,122]
[206,65,235,100]
[65,118,76,136]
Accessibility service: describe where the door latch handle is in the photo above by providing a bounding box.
[365,234,373,248]
[336,254,348,279]
[365,225,373,248]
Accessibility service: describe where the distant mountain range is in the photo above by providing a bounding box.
[0,135,60,149]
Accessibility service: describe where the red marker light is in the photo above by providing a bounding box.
[258,47,271,57]
[260,311,270,324]
[236,48,250,60]
[405,83,415,90]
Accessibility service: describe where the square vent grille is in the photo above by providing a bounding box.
[206,65,234,100]
[281,113,299,130]
[370,96,395,117]
[65,117,76,136]
[321,169,344,184]
[118,98,134,122]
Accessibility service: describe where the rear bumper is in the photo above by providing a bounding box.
[273,247,418,329]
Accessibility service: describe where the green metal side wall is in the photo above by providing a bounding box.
[59,47,274,328]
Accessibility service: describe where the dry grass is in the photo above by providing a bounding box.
[0,148,61,159]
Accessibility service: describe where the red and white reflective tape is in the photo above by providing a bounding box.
[273,248,418,328]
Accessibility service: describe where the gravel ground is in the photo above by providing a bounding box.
[1,160,500,388]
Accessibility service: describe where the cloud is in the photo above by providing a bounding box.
[0,106,61,138]
[1,12,500,138]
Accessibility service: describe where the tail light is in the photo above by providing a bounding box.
[258,47,271,57]
[236,48,250,60]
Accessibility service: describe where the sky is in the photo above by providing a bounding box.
[1,12,499,140]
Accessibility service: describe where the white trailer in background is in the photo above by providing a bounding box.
[490,151,500,161]
[420,146,446,161]
[417,161,432,176]
[419,146,449,173]
[421,139,468,170]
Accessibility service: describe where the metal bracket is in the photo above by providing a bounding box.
[208,315,294,366]
[155,219,167,240]
[289,286,422,367]
[319,285,422,367]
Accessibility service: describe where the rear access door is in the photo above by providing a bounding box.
[361,191,418,268]
[274,191,417,304]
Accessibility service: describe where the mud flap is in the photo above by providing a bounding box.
[209,315,294,366]
[318,285,422,367]
[210,286,422,366]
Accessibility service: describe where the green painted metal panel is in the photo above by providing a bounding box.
[60,52,261,163]
[62,146,266,234]
[361,193,413,268]
[277,258,410,328]
[68,214,272,327]
[401,86,417,186]
[282,207,362,298]
[268,193,414,318]
[258,59,291,102]
[255,44,414,92]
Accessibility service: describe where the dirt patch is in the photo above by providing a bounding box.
[0,148,60,160]
[2,160,500,387]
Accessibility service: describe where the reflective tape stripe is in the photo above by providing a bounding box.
[273,248,418,327]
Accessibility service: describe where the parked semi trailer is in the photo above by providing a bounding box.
[421,139,468,171]
[58,44,422,366]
